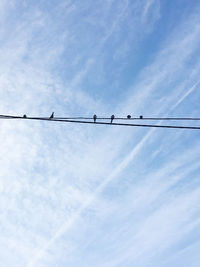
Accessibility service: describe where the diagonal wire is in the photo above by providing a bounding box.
[1,114,200,120]
[0,114,200,130]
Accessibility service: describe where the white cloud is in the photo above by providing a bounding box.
[0,1,200,267]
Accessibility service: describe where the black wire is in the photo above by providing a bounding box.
[37,117,200,120]
[1,114,200,120]
[0,114,200,130]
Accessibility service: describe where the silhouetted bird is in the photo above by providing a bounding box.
[139,115,143,119]
[23,114,27,118]
[127,115,131,119]
[111,114,115,123]
[49,112,54,119]
[93,114,97,123]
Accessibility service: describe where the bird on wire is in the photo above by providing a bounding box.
[127,115,131,119]
[111,114,115,123]
[93,114,97,123]
[49,112,54,119]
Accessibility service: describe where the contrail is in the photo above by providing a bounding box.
[27,127,154,267]
[27,83,198,266]
[171,80,199,110]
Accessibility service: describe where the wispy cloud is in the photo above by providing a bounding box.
[26,4,200,265]
[0,1,200,267]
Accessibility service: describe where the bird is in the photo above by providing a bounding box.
[139,115,143,119]
[49,112,54,119]
[111,114,115,123]
[127,115,131,119]
[93,114,97,123]
[23,114,27,118]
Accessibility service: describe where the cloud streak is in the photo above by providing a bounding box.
[0,1,200,266]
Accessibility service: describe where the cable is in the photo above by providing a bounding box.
[46,117,200,120]
[1,114,200,120]
[0,114,200,130]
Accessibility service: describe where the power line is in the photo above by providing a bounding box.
[1,114,200,120]
[0,114,200,130]
[42,117,200,121]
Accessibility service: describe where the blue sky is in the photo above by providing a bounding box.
[0,0,200,266]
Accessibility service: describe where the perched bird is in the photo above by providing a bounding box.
[49,112,54,119]
[111,114,115,123]
[23,114,27,118]
[139,115,143,119]
[93,114,97,123]
[127,115,131,119]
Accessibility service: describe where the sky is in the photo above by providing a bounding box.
[0,0,200,266]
